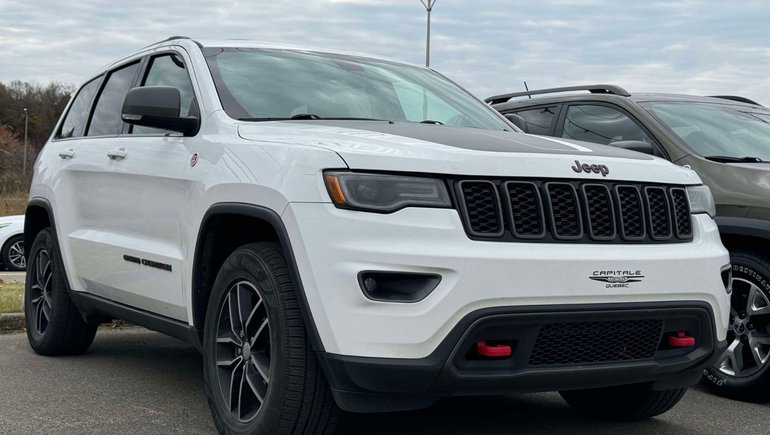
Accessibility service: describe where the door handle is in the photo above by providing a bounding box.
[58,148,75,159]
[107,148,127,160]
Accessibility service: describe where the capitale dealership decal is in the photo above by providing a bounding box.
[590,270,644,288]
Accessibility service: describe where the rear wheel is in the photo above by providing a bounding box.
[702,250,770,400]
[24,228,97,355]
[202,242,338,434]
[2,234,25,271]
[560,384,687,420]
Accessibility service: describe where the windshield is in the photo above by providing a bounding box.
[641,101,770,161]
[204,48,509,131]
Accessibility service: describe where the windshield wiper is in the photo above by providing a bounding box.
[419,119,444,125]
[704,155,766,163]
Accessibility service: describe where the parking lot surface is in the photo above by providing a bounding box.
[0,328,766,434]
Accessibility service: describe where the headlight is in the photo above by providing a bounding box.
[686,184,716,217]
[324,171,451,213]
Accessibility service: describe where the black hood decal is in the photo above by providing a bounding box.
[281,120,652,160]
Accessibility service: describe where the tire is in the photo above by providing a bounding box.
[2,234,25,271]
[702,250,770,401]
[24,228,97,356]
[202,242,338,435]
[560,383,687,420]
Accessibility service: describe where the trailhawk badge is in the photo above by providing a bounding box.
[590,270,644,288]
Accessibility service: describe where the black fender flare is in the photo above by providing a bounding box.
[715,216,770,245]
[192,202,325,352]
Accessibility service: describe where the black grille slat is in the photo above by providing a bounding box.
[645,187,672,240]
[458,181,503,237]
[529,319,663,366]
[455,180,692,243]
[670,188,693,238]
[546,183,582,239]
[616,186,645,240]
[583,184,615,240]
[505,182,545,238]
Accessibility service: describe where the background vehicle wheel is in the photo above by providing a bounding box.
[702,250,770,401]
[24,228,97,356]
[560,383,687,420]
[2,234,25,271]
[203,242,338,435]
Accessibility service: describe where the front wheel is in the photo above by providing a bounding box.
[559,384,687,420]
[702,250,770,401]
[202,242,338,434]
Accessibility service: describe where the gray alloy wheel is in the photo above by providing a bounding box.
[214,280,271,423]
[715,277,770,378]
[28,248,53,335]
[7,238,25,270]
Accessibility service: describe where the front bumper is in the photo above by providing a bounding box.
[319,302,726,413]
[282,203,730,359]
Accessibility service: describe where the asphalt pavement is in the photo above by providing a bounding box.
[0,328,767,434]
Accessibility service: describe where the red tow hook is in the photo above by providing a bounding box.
[668,331,696,348]
[476,341,512,358]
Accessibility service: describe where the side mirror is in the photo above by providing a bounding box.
[121,86,198,136]
[504,113,528,133]
[610,140,654,155]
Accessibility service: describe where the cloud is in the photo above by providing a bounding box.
[0,0,768,105]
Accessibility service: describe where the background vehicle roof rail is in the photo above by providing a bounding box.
[707,95,763,106]
[143,36,202,49]
[485,84,631,105]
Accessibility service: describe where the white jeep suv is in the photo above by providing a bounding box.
[25,37,730,434]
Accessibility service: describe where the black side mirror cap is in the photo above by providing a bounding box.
[121,86,198,136]
[610,140,655,155]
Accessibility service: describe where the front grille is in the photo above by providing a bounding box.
[456,179,693,244]
[529,319,663,366]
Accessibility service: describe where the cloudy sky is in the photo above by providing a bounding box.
[1,0,769,104]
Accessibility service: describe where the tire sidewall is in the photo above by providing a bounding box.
[202,247,286,435]
[2,234,24,271]
[703,252,770,394]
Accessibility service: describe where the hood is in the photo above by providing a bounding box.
[239,121,701,185]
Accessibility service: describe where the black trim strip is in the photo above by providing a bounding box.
[68,290,202,352]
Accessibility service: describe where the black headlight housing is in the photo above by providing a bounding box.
[324,171,452,213]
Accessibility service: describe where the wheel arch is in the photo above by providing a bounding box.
[24,198,55,259]
[716,216,770,258]
[191,202,325,352]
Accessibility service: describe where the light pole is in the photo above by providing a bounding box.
[420,0,437,67]
[23,108,28,179]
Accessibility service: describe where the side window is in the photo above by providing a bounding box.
[87,62,140,136]
[56,78,101,139]
[562,104,651,145]
[506,106,558,135]
[132,53,198,134]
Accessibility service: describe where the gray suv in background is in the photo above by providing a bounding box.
[489,85,770,401]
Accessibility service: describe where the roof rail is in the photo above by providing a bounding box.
[707,95,762,106]
[143,36,202,49]
[485,84,630,105]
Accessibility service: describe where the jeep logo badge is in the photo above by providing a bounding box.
[571,160,609,177]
